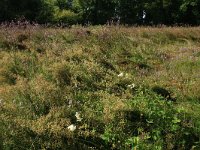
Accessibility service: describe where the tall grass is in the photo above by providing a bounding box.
[0,25,200,149]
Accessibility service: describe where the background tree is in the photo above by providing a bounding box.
[179,0,200,24]
[0,0,41,22]
[118,0,145,24]
[78,0,118,24]
[0,0,200,25]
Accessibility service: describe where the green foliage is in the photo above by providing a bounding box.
[53,9,82,24]
[36,0,56,23]
[179,0,200,24]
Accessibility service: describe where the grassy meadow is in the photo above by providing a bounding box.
[0,25,200,149]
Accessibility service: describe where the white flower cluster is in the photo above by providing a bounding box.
[75,112,82,122]
[118,72,129,77]
[118,72,124,77]
[67,124,76,132]
[118,72,136,89]
[127,83,136,89]
[67,112,83,132]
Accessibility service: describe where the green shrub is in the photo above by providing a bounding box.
[53,9,82,25]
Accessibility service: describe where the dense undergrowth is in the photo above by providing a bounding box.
[0,26,200,150]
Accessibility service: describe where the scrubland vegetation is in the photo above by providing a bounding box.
[0,25,200,149]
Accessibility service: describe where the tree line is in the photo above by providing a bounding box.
[0,0,200,25]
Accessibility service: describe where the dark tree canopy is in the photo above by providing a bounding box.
[0,0,199,25]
